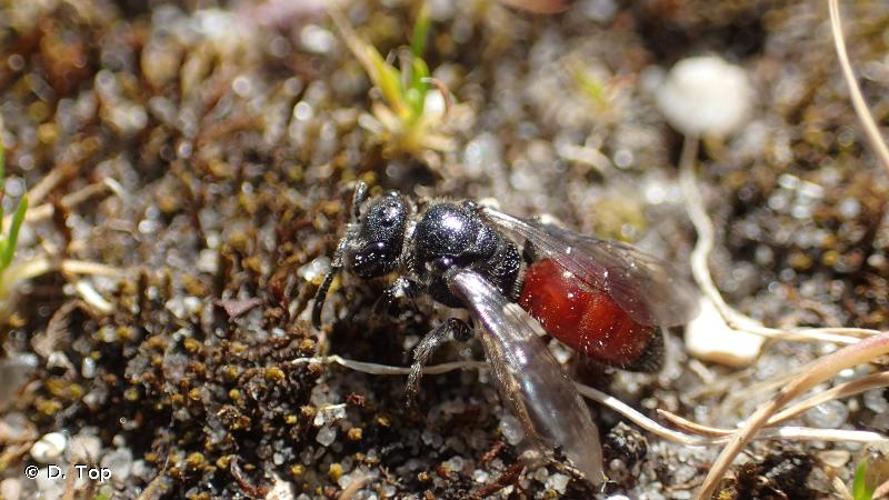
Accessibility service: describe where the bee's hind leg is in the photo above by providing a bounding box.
[406,318,472,407]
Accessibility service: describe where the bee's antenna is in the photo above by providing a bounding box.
[312,266,340,330]
[351,181,368,222]
[313,181,368,330]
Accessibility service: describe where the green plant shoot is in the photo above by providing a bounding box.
[853,460,875,500]
[329,5,454,155]
[0,140,28,275]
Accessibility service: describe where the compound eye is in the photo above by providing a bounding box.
[351,241,398,278]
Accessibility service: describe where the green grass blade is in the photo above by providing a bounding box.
[2,195,27,270]
[0,138,5,183]
[853,460,875,500]
[408,56,430,119]
[410,3,431,58]
[368,49,408,117]
[0,138,5,234]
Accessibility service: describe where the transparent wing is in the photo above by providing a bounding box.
[483,207,699,327]
[447,269,604,483]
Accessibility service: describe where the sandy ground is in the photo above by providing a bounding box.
[1,0,888,498]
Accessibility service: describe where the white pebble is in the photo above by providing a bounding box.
[68,434,102,462]
[804,400,849,428]
[101,448,134,481]
[265,473,294,500]
[444,456,465,473]
[300,25,335,54]
[498,414,525,446]
[684,298,764,367]
[316,426,337,447]
[31,432,67,463]
[656,56,754,137]
[313,403,347,427]
[0,478,21,500]
[197,249,219,274]
[545,473,570,494]
[472,469,489,483]
[864,389,889,413]
[81,357,97,379]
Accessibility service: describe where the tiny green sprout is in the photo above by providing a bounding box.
[568,59,614,115]
[0,140,28,279]
[573,67,608,108]
[853,460,875,500]
[329,5,456,156]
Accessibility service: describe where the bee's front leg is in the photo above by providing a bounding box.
[405,317,472,406]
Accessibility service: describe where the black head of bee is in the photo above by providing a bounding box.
[349,191,409,279]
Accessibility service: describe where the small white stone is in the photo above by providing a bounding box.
[184,296,203,315]
[545,472,570,494]
[299,25,335,54]
[297,257,330,284]
[316,426,337,447]
[101,448,134,481]
[684,298,765,367]
[656,55,754,137]
[197,249,219,274]
[0,478,21,500]
[864,389,889,413]
[444,456,465,473]
[31,432,67,463]
[313,404,347,427]
[68,434,102,462]
[804,400,849,428]
[264,473,295,500]
[499,414,525,446]
[472,469,489,483]
[81,357,96,379]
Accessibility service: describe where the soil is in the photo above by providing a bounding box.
[0,0,888,499]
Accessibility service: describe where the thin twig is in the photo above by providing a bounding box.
[25,163,69,207]
[769,371,889,424]
[657,373,889,442]
[5,181,110,227]
[292,355,886,446]
[828,0,889,175]
[718,370,889,426]
[698,331,889,499]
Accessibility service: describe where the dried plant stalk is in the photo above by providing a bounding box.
[698,331,889,498]
[291,355,886,446]
[828,0,889,175]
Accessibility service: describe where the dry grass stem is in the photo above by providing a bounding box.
[698,330,889,498]
[658,408,887,444]
[19,182,111,225]
[828,0,889,175]
[291,355,886,447]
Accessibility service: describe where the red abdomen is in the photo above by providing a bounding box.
[518,258,655,368]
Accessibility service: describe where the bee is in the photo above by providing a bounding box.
[312,182,699,483]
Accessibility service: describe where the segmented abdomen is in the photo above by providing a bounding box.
[518,258,655,368]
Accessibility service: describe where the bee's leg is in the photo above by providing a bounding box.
[375,277,421,314]
[521,240,538,264]
[406,317,472,406]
